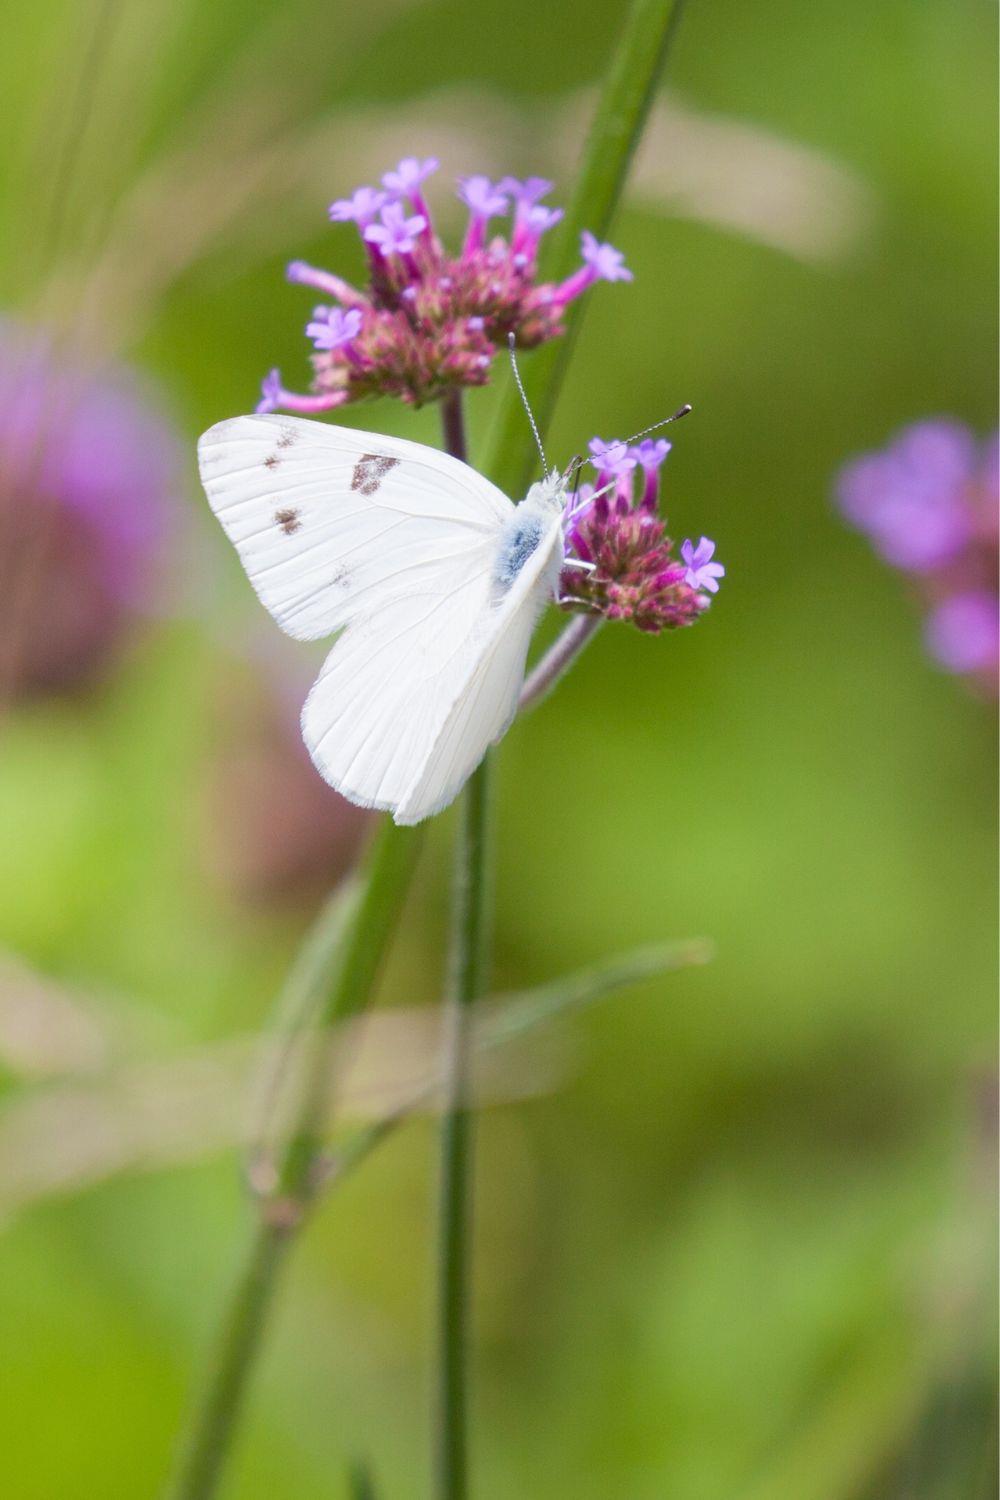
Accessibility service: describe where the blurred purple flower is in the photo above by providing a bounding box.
[837,419,976,571]
[925,592,999,676]
[259,161,633,413]
[559,435,722,633]
[0,324,179,698]
[205,660,374,906]
[835,418,998,692]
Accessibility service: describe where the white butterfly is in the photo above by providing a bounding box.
[198,414,568,825]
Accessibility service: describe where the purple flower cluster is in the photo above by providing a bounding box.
[0,325,178,698]
[837,420,998,689]
[560,436,724,633]
[258,159,632,412]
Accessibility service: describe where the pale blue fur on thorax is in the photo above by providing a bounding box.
[492,472,567,592]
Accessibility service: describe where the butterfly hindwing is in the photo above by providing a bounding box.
[301,512,562,822]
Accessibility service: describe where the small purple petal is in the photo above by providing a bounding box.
[580,230,633,283]
[328,186,386,224]
[286,261,366,307]
[588,437,636,476]
[305,306,363,351]
[273,390,346,415]
[499,176,553,207]
[632,438,671,472]
[681,537,725,593]
[525,205,563,235]
[363,202,427,256]
[457,175,509,218]
[256,369,282,414]
[255,369,344,416]
[382,156,439,196]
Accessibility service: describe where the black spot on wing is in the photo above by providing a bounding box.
[351,453,400,496]
[264,454,280,469]
[276,427,296,449]
[274,508,301,535]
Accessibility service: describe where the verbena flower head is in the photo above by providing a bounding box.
[560,436,724,633]
[0,324,178,697]
[258,159,633,412]
[836,419,998,691]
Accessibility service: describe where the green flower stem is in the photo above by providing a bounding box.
[519,614,603,712]
[164,819,422,1500]
[434,387,488,1500]
[485,0,689,499]
[163,1227,289,1500]
[267,820,424,1210]
[435,5,689,1494]
[434,753,492,1500]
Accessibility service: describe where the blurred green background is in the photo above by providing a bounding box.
[0,0,996,1497]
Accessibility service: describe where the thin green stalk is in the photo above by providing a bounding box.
[165,819,422,1500]
[434,754,492,1500]
[519,614,603,712]
[435,5,689,1495]
[484,0,689,498]
[270,821,423,1209]
[163,1227,290,1500]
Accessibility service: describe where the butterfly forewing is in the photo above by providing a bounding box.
[198,414,511,641]
[198,413,563,823]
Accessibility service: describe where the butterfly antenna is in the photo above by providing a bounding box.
[507,333,549,478]
[623,404,693,447]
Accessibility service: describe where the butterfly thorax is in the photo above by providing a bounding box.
[492,474,567,594]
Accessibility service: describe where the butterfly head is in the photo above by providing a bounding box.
[522,470,569,515]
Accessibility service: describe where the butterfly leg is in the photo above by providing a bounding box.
[557,594,602,610]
